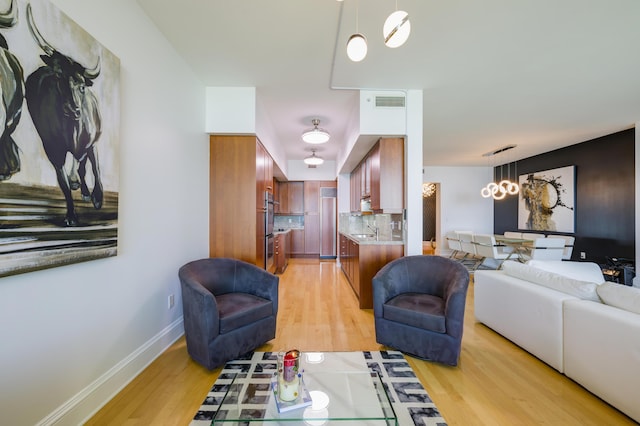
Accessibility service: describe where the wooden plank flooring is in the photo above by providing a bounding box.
[86,258,637,425]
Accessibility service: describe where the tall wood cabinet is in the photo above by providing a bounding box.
[209,135,274,267]
[304,181,320,255]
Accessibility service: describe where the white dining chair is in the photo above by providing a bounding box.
[445,231,463,259]
[473,234,514,270]
[546,235,575,260]
[527,237,565,261]
[457,231,483,269]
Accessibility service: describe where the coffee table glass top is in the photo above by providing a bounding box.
[212,352,397,425]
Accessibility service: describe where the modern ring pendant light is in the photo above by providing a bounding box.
[481,145,520,200]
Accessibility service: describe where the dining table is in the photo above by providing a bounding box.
[494,235,533,262]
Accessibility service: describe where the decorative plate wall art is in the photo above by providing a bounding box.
[518,165,575,233]
[0,0,120,278]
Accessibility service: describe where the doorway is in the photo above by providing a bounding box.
[422,182,438,254]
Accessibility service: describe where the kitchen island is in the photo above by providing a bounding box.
[339,232,404,309]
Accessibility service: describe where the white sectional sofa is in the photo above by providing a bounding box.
[474,260,640,422]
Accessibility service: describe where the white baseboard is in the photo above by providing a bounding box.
[36,318,184,426]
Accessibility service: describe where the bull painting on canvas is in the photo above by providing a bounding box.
[0,0,120,278]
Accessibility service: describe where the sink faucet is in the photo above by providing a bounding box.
[367,224,379,240]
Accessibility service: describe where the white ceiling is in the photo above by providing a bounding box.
[137,0,640,169]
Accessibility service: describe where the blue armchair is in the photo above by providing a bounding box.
[372,255,470,366]
[178,257,279,370]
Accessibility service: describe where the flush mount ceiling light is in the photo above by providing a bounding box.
[346,0,368,62]
[383,9,411,48]
[304,149,324,166]
[302,119,330,144]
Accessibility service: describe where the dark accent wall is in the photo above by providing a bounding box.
[494,128,635,264]
[423,191,436,241]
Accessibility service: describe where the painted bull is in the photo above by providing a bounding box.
[25,3,102,226]
[0,0,25,181]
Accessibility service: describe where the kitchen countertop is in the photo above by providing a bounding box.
[342,232,405,246]
[273,228,303,235]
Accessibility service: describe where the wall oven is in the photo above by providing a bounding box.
[265,234,274,271]
[265,191,274,236]
[264,191,274,270]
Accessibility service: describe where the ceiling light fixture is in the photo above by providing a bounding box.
[422,183,436,198]
[302,119,330,144]
[480,144,519,200]
[383,2,411,48]
[347,33,367,62]
[304,149,324,166]
[347,0,367,62]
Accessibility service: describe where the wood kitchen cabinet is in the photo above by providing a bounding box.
[209,135,275,267]
[274,231,290,274]
[350,164,361,212]
[339,233,404,309]
[287,182,304,214]
[370,137,404,213]
[290,229,305,255]
[361,154,371,198]
[273,182,289,214]
[281,180,336,259]
[304,181,320,255]
[255,140,273,201]
[350,137,404,214]
[275,181,303,215]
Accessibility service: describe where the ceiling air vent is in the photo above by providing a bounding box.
[375,96,405,108]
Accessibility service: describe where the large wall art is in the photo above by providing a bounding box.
[518,165,575,233]
[0,0,120,277]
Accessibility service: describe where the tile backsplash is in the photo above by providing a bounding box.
[274,215,304,230]
[338,213,404,241]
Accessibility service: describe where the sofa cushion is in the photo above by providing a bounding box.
[502,261,601,302]
[217,293,273,334]
[526,260,605,284]
[383,292,446,333]
[596,282,640,315]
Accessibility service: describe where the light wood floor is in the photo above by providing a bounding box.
[86,258,637,425]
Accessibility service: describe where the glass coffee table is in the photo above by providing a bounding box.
[212,352,397,425]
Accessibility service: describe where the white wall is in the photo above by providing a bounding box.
[0,1,209,424]
[286,160,337,181]
[423,166,494,255]
[405,90,423,256]
[359,90,407,135]
[205,87,256,134]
